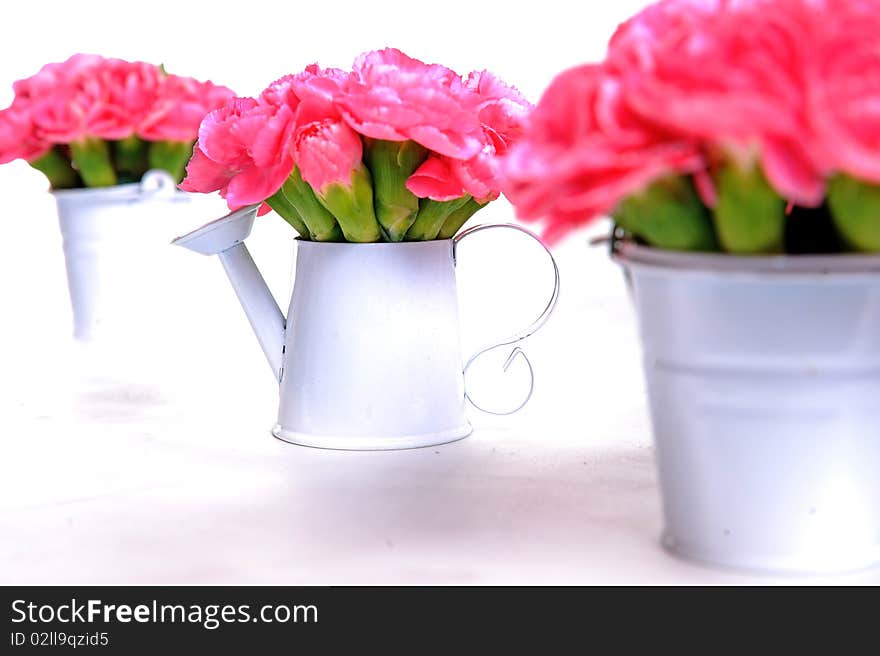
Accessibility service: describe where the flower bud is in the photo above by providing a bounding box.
[613,175,717,252]
[828,174,880,252]
[293,118,381,242]
[149,140,194,183]
[365,139,427,241]
[113,135,149,182]
[281,168,343,242]
[712,163,785,253]
[437,197,484,239]
[405,196,471,241]
[265,188,310,239]
[28,147,79,189]
[316,164,382,242]
[70,137,117,187]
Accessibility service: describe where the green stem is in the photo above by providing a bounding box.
[437,197,484,239]
[114,135,149,182]
[364,139,427,241]
[282,169,344,242]
[712,163,785,254]
[70,138,117,187]
[827,174,880,252]
[613,175,717,252]
[405,196,471,241]
[28,147,80,189]
[266,189,310,239]
[316,165,382,243]
[148,140,193,183]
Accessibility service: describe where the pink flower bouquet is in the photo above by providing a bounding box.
[180,49,531,242]
[504,0,880,253]
[0,55,235,188]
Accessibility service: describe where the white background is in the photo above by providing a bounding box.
[1,0,878,584]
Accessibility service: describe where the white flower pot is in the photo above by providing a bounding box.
[173,206,559,450]
[51,170,235,398]
[614,241,880,575]
[54,170,196,342]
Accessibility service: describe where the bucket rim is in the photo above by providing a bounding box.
[612,239,880,279]
[50,180,142,200]
[51,184,191,204]
[51,169,189,205]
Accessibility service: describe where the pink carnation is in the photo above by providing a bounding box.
[2,54,235,149]
[606,0,825,205]
[14,55,149,143]
[0,107,49,164]
[502,0,880,244]
[250,66,350,186]
[407,70,532,202]
[285,65,364,191]
[337,48,484,159]
[138,74,235,142]
[286,64,349,113]
[93,58,166,139]
[250,75,301,173]
[809,0,880,183]
[182,65,365,210]
[406,156,466,200]
[11,54,104,102]
[293,118,363,193]
[181,49,525,217]
[503,64,704,243]
[180,98,289,211]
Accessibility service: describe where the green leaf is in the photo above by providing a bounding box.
[712,163,785,253]
[364,139,427,241]
[613,176,718,251]
[827,174,880,252]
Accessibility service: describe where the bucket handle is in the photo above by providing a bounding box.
[453,223,560,415]
[137,169,177,200]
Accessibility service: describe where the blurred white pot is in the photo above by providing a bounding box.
[53,170,230,390]
[174,206,559,451]
[55,170,188,341]
[614,241,880,575]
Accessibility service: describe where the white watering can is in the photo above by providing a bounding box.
[173,205,559,450]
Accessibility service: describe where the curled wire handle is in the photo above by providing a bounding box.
[454,223,561,415]
[138,169,177,200]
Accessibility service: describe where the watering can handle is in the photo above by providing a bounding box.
[453,223,560,415]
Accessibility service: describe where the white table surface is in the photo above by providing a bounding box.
[1,176,878,585]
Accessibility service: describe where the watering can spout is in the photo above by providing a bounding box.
[172,205,286,380]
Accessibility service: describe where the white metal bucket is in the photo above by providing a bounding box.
[52,170,235,395]
[614,241,880,575]
[173,207,559,450]
[54,170,197,342]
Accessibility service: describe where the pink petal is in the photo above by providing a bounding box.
[406,156,465,200]
[293,118,362,193]
[179,145,235,194]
